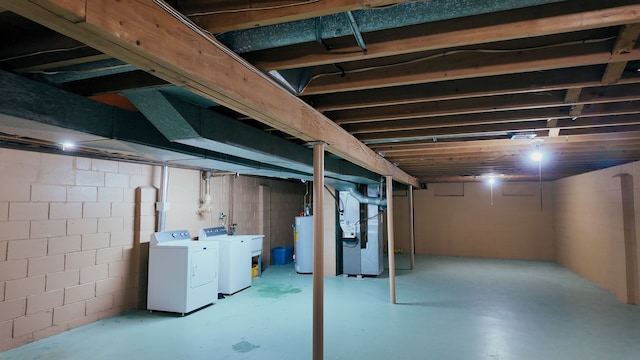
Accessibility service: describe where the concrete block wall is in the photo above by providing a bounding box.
[0,149,154,351]
[0,148,307,351]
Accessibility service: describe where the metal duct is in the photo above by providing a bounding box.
[218,0,564,53]
[124,88,382,185]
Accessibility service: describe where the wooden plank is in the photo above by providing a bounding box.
[0,0,419,187]
[330,92,567,125]
[564,88,582,103]
[32,0,87,22]
[305,66,620,111]
[248,0,640,70]
[188,0,414,34]
[301,41,640,95]
[602,23,640,84]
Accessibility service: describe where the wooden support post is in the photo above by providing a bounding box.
[408,185,415,270]
[386,175,396,304]
[312,142,325,360]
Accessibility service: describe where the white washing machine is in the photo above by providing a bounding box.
[199,227,264,295]
[147,230,218,315]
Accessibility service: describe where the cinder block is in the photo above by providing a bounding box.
[82,202,111,218]
[123,188,136,202]
[97,305,125,320]
[37,164,74,186]
[95,277,124,296]
[98,217,124,233]
[8,203,49,221]
[67,218,98,236]
[27,255,65,277]
[0,298,26,321]
[53,302,85,325]
[7,239,47,260]
[75,170,105,187]
[105,173,129,188]
[0,180,30,202]
[96,247,123,264]
[0,320,12,342]
[0,202,8,221]
[31,184,66,202]
[81,233,110,250]
[109,231,134,247]
[65,250,96,270]
[91,159,118,173]
[12,310,53,338]
[46,270,79,291]
[111,203,135,217]
[0,259,28,281]
[49,203,82,220]
[86,294,113,315]
[108,260,131,278]
[118,162,143,175]
[123,217,134,232]
[98,187,123,203]
[5,275,45,300]
[67,312,98,330]
[130,175,152,188]
[0,221,29,241]
[27,289,64,314]
[0,241,6,261]
[75,157,91,170]
[138,215,157,232]
[79,264,108,284]
[67,186,97,202]
[64,283,95,304]
[138,202,156,217]
[47,235,81,255]
[30,220,66,239]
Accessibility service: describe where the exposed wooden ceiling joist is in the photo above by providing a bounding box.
[246,0,640,70]
[301,40,640,95]
[0,0,418,187]
[185,0,413,34]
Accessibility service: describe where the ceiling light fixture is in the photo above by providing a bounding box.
[61,141,76,151]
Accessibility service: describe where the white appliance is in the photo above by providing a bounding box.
[147,230,218,315]
[199,227,264,295]
[294,216,313,273]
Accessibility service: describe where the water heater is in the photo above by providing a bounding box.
[294,215,313,273]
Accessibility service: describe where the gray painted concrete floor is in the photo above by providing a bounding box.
[2,256,640,360]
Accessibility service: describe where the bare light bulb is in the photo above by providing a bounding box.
[531,150,543,162]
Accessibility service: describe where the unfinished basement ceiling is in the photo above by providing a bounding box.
[1,0,640,183]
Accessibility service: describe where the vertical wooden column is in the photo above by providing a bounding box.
[386,176,396,304]
[312,143,325,360]
[408,185,415,270]
[618,174,638,304]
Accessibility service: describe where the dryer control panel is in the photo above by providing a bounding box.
[150,230,191,245]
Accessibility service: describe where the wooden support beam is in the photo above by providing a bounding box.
[249,0,640,70]
[188,0,414,34]
[564,88,582,103]
[312,142,325,360]
[602,23,640,85]
[408,185,415,271]
[0,0,418,187]
[386,175,396,304]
